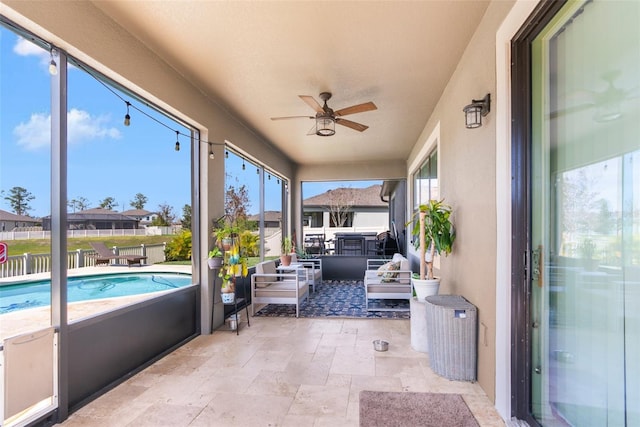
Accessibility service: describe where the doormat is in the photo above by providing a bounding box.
[359,391,479,427]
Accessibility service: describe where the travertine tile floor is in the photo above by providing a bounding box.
[61,316,505,426]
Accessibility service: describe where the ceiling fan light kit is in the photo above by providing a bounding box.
[463,93,491,129]
[271,91,377,136]
[316,115,336,136]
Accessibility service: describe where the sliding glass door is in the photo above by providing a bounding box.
[528,1,639,425]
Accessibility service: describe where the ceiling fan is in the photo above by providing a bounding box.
[271,92,377,136]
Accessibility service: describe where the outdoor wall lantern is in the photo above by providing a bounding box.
[316,114,336,136]
[463,93,491,129]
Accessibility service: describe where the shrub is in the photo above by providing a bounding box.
[239,230,260,257]
[165,230,192,261]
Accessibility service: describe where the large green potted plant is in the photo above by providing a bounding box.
[408,199,455,300]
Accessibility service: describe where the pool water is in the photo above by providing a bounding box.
[0,273,193,314]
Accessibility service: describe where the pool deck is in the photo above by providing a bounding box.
[0,265,192,342]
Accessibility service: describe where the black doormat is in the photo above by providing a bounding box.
[254,280,410,319]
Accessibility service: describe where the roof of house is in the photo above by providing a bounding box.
[122,209,154,216]
[0,209,39,222]
[43,208,137,221]
[248,210,282,222]
[303,185,386,207]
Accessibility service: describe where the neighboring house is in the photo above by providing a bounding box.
[247,210,282,229]
[42,207,140,230]
[121,209,158,227]
[302,185,388,230]
[0,209,40,231]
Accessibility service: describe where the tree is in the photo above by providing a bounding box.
[326,187,355,227]
[99,197,117,210]
[181,204,192,230]
[68,196,90,212]
[130,193,148,210]
[152,203,175,226]
[225,184,250,228]
[3,186,34,215]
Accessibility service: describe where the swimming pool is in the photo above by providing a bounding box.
[0,272,193,314]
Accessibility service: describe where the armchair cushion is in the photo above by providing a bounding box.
[255,260,277,287]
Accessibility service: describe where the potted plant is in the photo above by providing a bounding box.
[408,199,455,300]
[218,240,248,304]
[280,236,294,266]
[213,219,239,250]
[207,247,224,269]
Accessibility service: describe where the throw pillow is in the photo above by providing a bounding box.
[377,261,400,282]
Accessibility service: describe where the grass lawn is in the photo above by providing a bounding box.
[5,235,172,256]
[5,237,277,268]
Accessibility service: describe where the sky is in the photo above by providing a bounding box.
[1,25,378,219]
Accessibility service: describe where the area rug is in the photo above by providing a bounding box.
[254,280,410,319]
[359,391,479,427]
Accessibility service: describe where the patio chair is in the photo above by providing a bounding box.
[89,242,147,266]
[363,253,412,311]
[251,260,309,317]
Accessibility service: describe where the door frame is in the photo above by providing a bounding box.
[510,0,566,424]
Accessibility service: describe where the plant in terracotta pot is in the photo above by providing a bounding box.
[408,199,455,300]
[213,218,239,250]
[280,236,294,266]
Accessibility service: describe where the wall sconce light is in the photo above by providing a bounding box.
[316,114,335,136]
[463,94,491,129]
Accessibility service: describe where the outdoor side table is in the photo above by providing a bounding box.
[425,295,477,381]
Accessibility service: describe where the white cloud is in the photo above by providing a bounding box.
[13,37,76,73]
[14,108,122,151]
[13,37,50,69]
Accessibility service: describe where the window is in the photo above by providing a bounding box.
[413,149,438,210]
[304,212,324,227]
[330,211,354,228]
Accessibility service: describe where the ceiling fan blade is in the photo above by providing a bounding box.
[271,115,314,120]
[336,118,369,132]
[334,101,377,116]
[299,95,324,113]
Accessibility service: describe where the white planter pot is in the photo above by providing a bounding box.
[410,297,429,353]
[221,292,235,304]
[411,277,440,302]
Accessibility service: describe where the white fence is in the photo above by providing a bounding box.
[0,226,179,241]
[0,243,167,279]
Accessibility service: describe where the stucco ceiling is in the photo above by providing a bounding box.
[90,1,490,166]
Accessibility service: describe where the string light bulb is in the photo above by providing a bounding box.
[242,159,246,170]
[208,143,215,159]
[256,167,260,175]
[174,131,180,151]
[225,151,229,159]
[48,48,58,76]
[124,101,131,126]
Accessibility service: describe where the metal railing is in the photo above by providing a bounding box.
[0,243,167,279]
